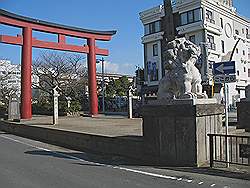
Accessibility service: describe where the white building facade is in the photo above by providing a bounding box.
[139,5,165,94]
[140,0,250,105]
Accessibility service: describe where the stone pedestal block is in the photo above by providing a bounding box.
[142,100,224,166]
[237,101,250,132]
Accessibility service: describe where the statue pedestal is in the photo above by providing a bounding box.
[237,100,250,132]
[142,99,224,166]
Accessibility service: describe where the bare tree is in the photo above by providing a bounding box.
[32,52,88,101]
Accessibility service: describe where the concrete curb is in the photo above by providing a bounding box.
[0,120,144,161]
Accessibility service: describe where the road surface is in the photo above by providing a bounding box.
[0,131,249,188]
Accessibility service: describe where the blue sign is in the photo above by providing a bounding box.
[213,61,235,75]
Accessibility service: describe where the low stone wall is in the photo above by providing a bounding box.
[0,121,144,161]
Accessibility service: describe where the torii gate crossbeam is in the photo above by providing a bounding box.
[0,9,116,119]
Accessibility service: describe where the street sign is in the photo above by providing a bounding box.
[214,75,236,83]
[212,60,236,168]
[213,61,235,75]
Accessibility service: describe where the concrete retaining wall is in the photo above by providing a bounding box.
[0,121,144,161]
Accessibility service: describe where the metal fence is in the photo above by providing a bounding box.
[208,133,250,167]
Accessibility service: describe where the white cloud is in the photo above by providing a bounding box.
[96,61,135,75]
[82,60,135,75]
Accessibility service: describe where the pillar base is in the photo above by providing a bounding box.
[237,100,250,132]
[142,99,224,166]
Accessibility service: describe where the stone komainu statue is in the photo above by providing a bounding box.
[158,37,207,100]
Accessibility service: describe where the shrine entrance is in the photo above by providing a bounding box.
[0,9,116,119]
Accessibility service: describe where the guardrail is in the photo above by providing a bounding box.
[208,133,250,167]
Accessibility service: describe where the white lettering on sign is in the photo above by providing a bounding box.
[214,75,236,83]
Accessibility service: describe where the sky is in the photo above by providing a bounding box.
[1,0,249,75]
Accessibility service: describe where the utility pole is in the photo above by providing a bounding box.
[101,57,105,113]
[96,58,105,114]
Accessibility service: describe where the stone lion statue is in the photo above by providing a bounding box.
[158,37,207,100]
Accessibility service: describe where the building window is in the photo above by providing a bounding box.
[237,70,240,76]
[235,29,239,35]
[189,35,196,44]
[206,10,213,19]
[220,18,223,28]
[194,8,201,22]
[145,25,150,35]
[187,11,194,23]
[153,44,158,56]
[155,21,161,32]
[243,50,245,55]
[149,23,155,33]
[221,40,225,53]
[248,69,250,77]
[180,8,202,26]
[236,48,238,53]
[247,28,249,35]
[144,21,161,35]
[207,34,214,43]
[180,12,188,25]
[206,10,215,24]
[244,67,246,72]
[242,28,244,34]
[207,34,216,50]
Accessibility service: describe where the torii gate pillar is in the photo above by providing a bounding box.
[21,27,32,119]
[87,38,98,116]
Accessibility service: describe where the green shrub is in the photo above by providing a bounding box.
[68,101,81,112]
[32,100,81,115]
[32,101,53,115]
[0,103,7,114]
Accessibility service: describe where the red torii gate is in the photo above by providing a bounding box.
[0,9,116,119]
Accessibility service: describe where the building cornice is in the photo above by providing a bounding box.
[139,5,165,25]
[176,21,203,35]
[141,32,164,44]
[174,0,201,13]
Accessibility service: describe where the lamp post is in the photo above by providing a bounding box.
[96,57,105,113]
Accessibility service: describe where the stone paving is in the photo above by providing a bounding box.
[20,115,143,137]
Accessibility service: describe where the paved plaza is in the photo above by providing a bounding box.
[20,115,143,137]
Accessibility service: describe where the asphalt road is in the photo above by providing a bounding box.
[0,131,249,188]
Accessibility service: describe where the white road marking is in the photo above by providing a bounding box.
[198,181,204,185]
[211,184,216,187]
[0,134,207,186]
